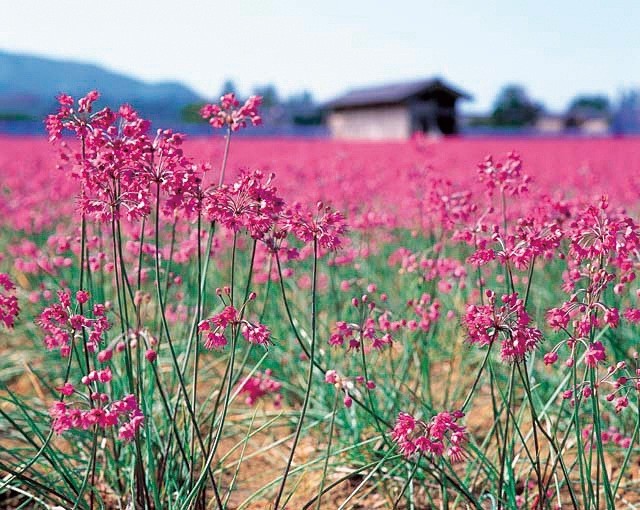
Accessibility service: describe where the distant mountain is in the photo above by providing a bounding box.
[0,50,204,126]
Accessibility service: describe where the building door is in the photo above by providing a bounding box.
[418,115,431,133]
[436,114,456,135]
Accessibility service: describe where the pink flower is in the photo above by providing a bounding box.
[116,397,144,441]
[49,393,143,442]
[603,307,619,328]
[329,321,353,347]
[462,291,542,362]
[546,305,571,331]
[199,305,271,349]
[476,152,530,197]
[37,290,110,353]
[211,305,239,329]
[614,396,629,413]
[236,369,282,407]
[619,436,632,448]
[391,412,417,456]
[98,349,113,363]
[568,197,639,263]
[391,410,467,463]
[585,341,606,367]
[0,273,20,328]
[287,201,347,250]
[241,322,271,346]
[467,248,496,267]
[199,329,228,350]
[199,93,262,131]
[325,370,339,384]
[57,382,75,396]
[75,290,90,304]
[203,170,284,239]
[415,175,476,231]
[45,90,115,142]
[624,308,640,323]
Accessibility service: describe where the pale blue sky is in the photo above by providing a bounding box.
[2,0,638,112]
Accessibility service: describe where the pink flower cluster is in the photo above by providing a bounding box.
[546,295,619,340]
[391,410,467,463]
[287,201,347,251]
[409,169,476,232]
[328,319,392,352]
[198,304,271,350]
[50,393,143,442]
[37,290,110,355]
[241,322,272,346]
[199,93,262,131]
[43,91,352,274]
[561,355,639,412]
[329,290,397,353]
[43,91,351,266]
[460,211,562,273]
[389,249,467,292]
[477,152,530,197]
[582,424,633,450]
[405,293,442,332]
[204,170,284,239]
[585,341,606,368]
[236,369,282,407]
[198,305,238,350]
[0,273,19,328]
[463,291,542,362]
[537,197,640,414]
[45,91,115,142]
[37,285,144,442]
[47,91,199,222]
[567,196,639,264]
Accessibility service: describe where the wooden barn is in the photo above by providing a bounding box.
[326,77,471,140]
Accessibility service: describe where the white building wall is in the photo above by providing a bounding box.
[535,116,565,134]
[328,106,411,140]
[580,118,610,135]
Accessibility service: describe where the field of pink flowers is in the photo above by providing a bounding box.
[1,92,640,509]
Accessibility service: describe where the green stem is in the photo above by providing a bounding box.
[273,238,319,509]
[393,455,422,509]
[189,211,204,491]
[315,392,340,510]
[497,364,515,509]
[518,362,544,508]
[152,181,222,508]
[590,367,615,508]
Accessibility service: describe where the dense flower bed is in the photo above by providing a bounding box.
[1,92,640,509]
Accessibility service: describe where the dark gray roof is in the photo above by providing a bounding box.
[327,77,472,109]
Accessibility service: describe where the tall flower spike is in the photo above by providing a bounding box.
[463,291,542,362]
[200,93,263,131]
[45,91,115,142]
[203,170,284,240]
[287,201,347,250]
[477,152,530,197]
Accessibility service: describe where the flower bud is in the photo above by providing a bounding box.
[145,349,157,363]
